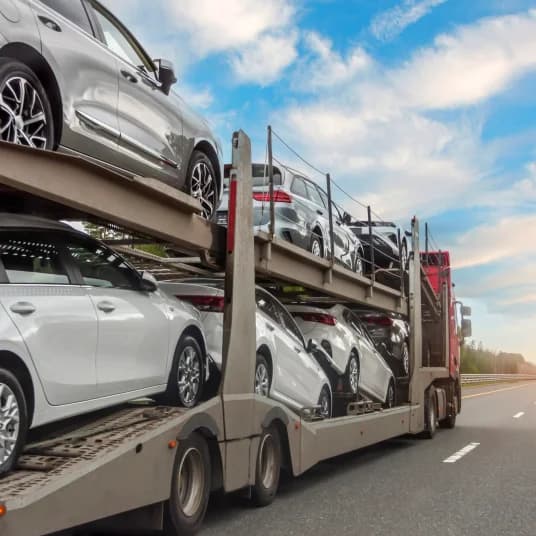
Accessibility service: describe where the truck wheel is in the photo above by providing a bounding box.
[164,432,211,536]
[0,368,28,476]
[439,392,458,429]
[252,424,281,507]
[422,386,437,439]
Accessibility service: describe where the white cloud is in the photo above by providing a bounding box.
[164,0,295,55]
[393,10,536,109]
[231,32,299,85]
[371,0,447,42]
[450,214,536,269]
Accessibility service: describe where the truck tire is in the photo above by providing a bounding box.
[439,392,458,429]
[252,424,281,507]
[164,432,211,536]
[422,386,437,439]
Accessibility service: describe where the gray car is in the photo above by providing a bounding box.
[217,163,365,273]
[0,0,223,218]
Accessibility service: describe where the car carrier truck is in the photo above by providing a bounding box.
[0,131,471,536]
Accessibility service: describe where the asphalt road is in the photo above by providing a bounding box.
[199,382,536,536]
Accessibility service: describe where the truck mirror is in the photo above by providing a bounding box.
[462,319,472,338]
[461,305,472,317]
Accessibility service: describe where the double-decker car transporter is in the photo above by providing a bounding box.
[0,132,460,535]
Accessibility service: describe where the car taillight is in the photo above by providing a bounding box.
[295,313,337,326]
[252,190,292,203]
[176,295,224,313]
[363,315,393,327]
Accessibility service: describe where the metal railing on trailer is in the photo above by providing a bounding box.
[0,132,450,536]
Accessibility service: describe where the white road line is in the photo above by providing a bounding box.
[443,442,480,463]
[513,412,525,419]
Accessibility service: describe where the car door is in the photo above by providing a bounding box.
[316,185,348,262]
[0,229,98,405]
[64,236,170,396]
[31,0,124,167]
[86,0,183,186]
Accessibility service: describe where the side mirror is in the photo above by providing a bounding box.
[307,339,319,353]
[462,319,472,338]
[342,212,352,225]
[404,230,412,238]
[140,271,158,292]
[461,305,472,317]
[155,59,177,95]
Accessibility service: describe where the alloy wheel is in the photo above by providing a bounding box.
[387,383,395,408]
[258,432,277,489]
[319,388,331,419]
[255,363,270,397]
[190,161,217,219]
[402,344,410,376]
[0,76,48,149]
[177,346,201,406]
[354,252,363,275]
[311,237,322,257]
[349,357,359,394]
[0,382,20,466]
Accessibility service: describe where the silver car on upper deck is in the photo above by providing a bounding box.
[0,0,222,218]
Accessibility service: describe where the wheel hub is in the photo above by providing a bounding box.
[177,347,201,405]
[190,162,216,219]
[255,364,269,396]
[0,382,20,465]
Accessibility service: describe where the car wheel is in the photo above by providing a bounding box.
[318,385,332,419]
[345,353,360,395]
[400,241,408,271]
[353,249,364,275]
[164,432,211,536]
[166,335,204,408]
[0,58,54,150]
[252,424,281,507]
[187,150,218,219]
[309,233,323,258]
[254,354,271,397]
[383,380,396,409]
[422,386,437,439]
[0,368,28,476]
[401,342,410,376]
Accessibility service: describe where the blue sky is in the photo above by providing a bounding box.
[104,0,536,361]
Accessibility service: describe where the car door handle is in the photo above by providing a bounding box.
[266,323,275,332]
[121,70,138,84]
[10,302,36,315]
[97,301,116,313]
[38,16,61,32]
[294,346,302,354]
[317,209,324,216]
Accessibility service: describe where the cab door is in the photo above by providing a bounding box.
[85,0,184,186]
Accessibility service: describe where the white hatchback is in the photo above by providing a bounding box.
[160,280,333,419]
[287,304,396,406]
[0,214,209,475]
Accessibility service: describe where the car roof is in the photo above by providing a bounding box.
[0,213,77,233]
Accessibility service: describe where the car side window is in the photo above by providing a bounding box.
[304,180,323,207]
[88,1,155,74]
[256,289,279,323]
[290,177,307,198]
[39,0,94,34]
[0,233,70,285]
[66,239,140,290]
[347,312,364,337]
[272,300,305,347]
[317,188,330,210]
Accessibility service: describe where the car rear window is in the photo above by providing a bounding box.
[223,164,283,187]
[0,233,70,285]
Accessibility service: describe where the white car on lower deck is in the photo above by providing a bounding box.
[160,279,333,418]
[287,304,396,407]
[0,214,209,475]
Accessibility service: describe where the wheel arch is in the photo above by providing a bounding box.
[193,139,222,197]
[0,349,35,426]
[256,344,273,381]
[262,413,294,474]
[0,42,63,148]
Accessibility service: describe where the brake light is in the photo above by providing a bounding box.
[295,313,337,326]
[176,295,224,313]
[253,190,292,203]
[363,315,393,327]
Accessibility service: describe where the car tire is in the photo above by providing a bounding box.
[318,385,332,419]
[0,368,28,476]
[165,335,205,408]
[353,249,364,275]
[254,354,271,397]
[400,241,408,271]
[422,386,437,439]
[345,353,360,395]
[401,342,410,377]
[252,424,281,507]
[309,233,323,258]
[383,380,396,409]
[164,432,211,536]
[187,150,218,220]
[0,58,55,150]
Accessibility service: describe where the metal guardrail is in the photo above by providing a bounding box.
[461,374,536,385]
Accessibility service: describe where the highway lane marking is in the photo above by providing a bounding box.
[462,383,535,400]
[513,412,525,419]
[443,442,480,463]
